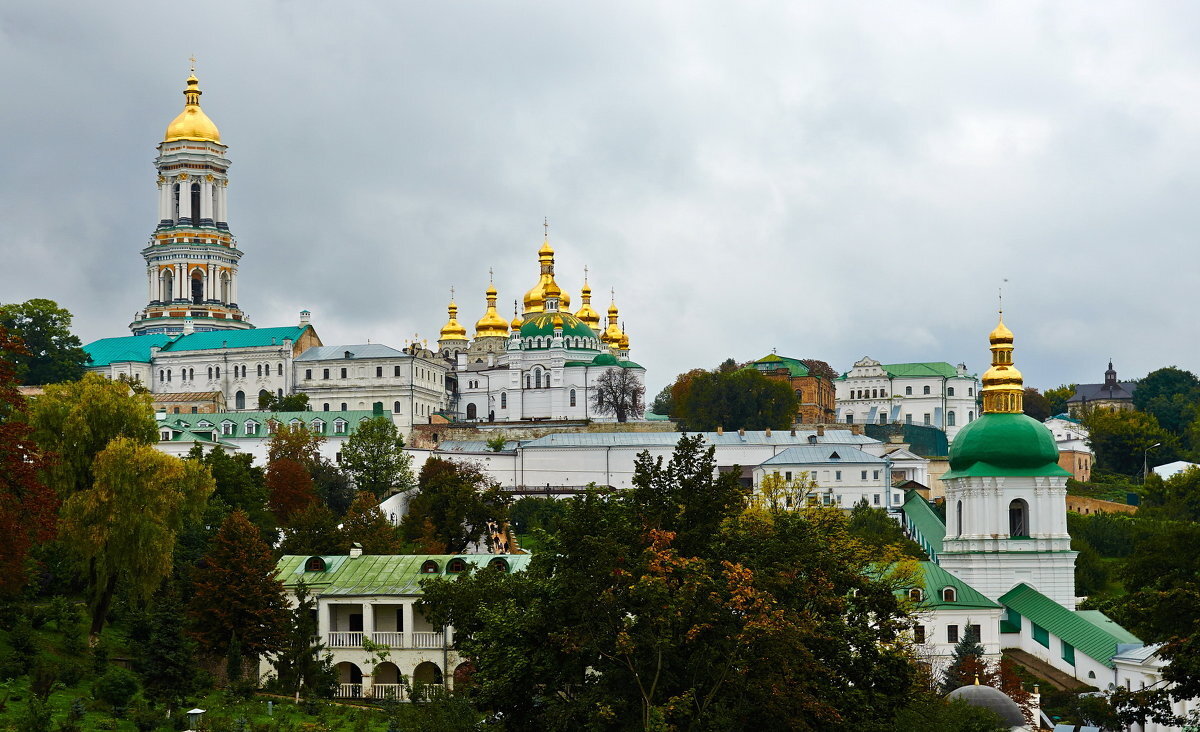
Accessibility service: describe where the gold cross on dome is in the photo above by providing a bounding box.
[544,217,549,238]
[489,267,494,284]
[189,55,196,73]
[450,286,455,301]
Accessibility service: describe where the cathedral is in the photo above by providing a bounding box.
[434,236,645,422]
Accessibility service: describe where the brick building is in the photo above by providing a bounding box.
[749,354,836,424]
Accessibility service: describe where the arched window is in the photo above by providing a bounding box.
[525,375,531,389]
[923,385,931,395]
[393,401,401,413]
[968,410,975,422]
[908,588,923,602]
[189,182,201,226]
[570,389,576,407]
[1009,499,1029,537]
[172,183,180,220]
[340,402,348,411]
[447,558,468,574]
[257,364,263,377]
[871,389,877,398]
[488,558,510,572]
[259,389,270,407]
[942,587,957,603]
[947,411,956,426]
[956,500,963,537]
[191,270,204,305]
[500,393,507,409]
[160,268,174,302]
[305,557,327,572]
[466,403,477,420]
[905,386,912,395]
[535,370,542,388]
[277,363,283,376]
[947,387,955,396]
[235,390,245,409]
[207,366,213,379]
[220,272,230,303]
[373,401,383,413]
[215,366,220,378]
[968,387,974,396]
[420,560,440,574]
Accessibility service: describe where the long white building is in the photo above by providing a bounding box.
[835,358,980,439]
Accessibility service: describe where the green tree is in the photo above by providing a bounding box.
[258,392,310,411]
[270,580,336,701]
[311,457,355,515]
[1072,536,1109,596]
[189,445,271,530]
[1044,384,1076,417]
[847,500,927,558]
[590,366,646,423]
[401,458,510,554]
[1022,387,1052,421]
[278,502,344,556]
[189,510,289,663]
[1082,408,1177,477]
[60,437,214,638]
[129,588,200,709]
[672,368,799,431]
[941,634,988,694]
[1133,367,1200,435]
[30,372,158,496]
[649,384,674,416]
[340,491,405,554]
[340,417,414,498]
[0,298,88,384]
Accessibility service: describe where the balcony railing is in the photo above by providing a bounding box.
[410,631,445,649]
[371,684,405,700]
[335,683,362,699]
[325,631,446,649]
[371,632,404,647]
[327,632,364,648]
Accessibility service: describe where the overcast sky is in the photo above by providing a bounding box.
[3,2,1198,396]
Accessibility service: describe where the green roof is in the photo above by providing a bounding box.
[564,353,644,369]
[943,412,1070,479]
[274,554,532,596]
[84,334,175,367]
[160,410,380,439]
[999,583,1141,668]
[883,362,961,378]
[161,325,311,352]
[902,490,945,559]
[518,312,599,347]
[751,354,810,378]
[913,562,999,609]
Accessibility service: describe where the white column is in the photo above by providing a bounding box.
[172,264,182,300]
[402,602,414,648]
[147,267,156,301]
[207,263,217,301]
[200,180,214,223]
[317,599,329,639]
[178,178,192,223]
[363,601,375,644]
[158,183,171,221]
[230,269,238,306]
[217,181,228,224]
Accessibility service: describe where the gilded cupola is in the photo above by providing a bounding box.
[522,238,571,315]
[574,268,601,330]
[475,282,510,338]
[164,73,222,143]
[981,314,1023,413]
[601,298,624,347]
[439,297,468,342]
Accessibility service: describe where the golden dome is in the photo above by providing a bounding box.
[981,314,1023,413]
[164,74,222,143]
[575,277,601,330]
[522,238,570,314]
[510,313,523,331]
[618,327,630,350]
[474,284,509,338]
[601,298,623,346]
[439,300,468,341]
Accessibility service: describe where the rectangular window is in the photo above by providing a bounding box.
[966,625,981,643]
[923,413,931,425]
[1061,640,1075,665]
[305,369,312,380]
[835,470,842,481]
[340,368,347,378]
[905,414,913,425]
[1032,623,1049,648]
[873,470,880,480]
[323,369,329,379]
[845,414,854,424]
[947,625,959,643]
[376,366,383,377]
[873,494,880,505]
[395,365,401,377]
[892,493,900,504]
[785,471,792,481]
[861,470,868,480]
[190,406,198,413]
[914,626,926,644]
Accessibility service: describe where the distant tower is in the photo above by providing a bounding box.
[939,315,1077,608]
[130,70,252,335]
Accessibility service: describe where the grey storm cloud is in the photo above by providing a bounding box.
[3,1,1199,397]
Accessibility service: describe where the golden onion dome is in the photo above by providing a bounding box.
[164,74,222,143]
[989,317,1014,345]
[439,300,468,341]
[618,328,630,350]
[523,238,570,313]
[575,278,601,329]
[981,314,1024,413]
[601,298,623,346]
[510,313,523,332]
[475,284,510,338]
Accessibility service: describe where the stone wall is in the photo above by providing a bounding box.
[1065,495,1137,516]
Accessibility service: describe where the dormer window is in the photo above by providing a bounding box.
[304,556,326,572]
[420,560,440,574]
[333,419,347,434]
[221,421,235,435]
[447,558,468,574]
[942,587,957,603]
[197,420,213,429]
[311,419,325,434]
[908,588,923,602]
[488,557,510,572]
[244,420,259,435]
[160,430,172,441]
[289,418,302,428]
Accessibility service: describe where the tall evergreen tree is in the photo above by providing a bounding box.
[941,634,989,694]
[271,580,336,701]
[129,589,200,709]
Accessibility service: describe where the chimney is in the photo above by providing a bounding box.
[765,427,772,437]
[738,428,745,436]
[349,542,363,558]
[716,426,723,435]
[299,309,311,326]
[816,425,825,436]
[790,428,796,437]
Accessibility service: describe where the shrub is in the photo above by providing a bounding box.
[19,696,53,732]
[93,666,139,709]
[29,657,59,700]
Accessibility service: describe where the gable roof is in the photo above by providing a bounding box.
[295,344,411,361]
[159,410,380,435]
[84,334,175,367]
[274,554,532,596]
[750,354,811,378]
[519,430,878,449]
[913,562,999,610]
[160,325,311,352]
[999,583,1141,667]
[761,445,884,465]
[1068,382,1137,403]
[902,490,945,559]
[883,362,962,379]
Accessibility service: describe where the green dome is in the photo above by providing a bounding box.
[518,312,600,350]
[592,353,618,365]
[944,412,1070,479]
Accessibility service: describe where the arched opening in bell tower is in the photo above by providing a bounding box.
[1008,499,1029,538]
[220,272,230,304]
[160,269,174,302]
[172,184,181,221]
[191,269,205,305]
[190,183,201,227]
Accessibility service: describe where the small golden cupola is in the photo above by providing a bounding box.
[164,73,222,143]
[522,237,570,315]
[474,279,510,338]
[439,295,468,342]
[602,297,624,347]
[618,320,630,350]
[509,300,523,333]
[574,267,601,331]
[981,314,1024,413]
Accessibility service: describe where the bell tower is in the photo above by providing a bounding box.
[130,69,252,335]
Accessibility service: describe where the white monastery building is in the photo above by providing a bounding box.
[835,358,980,439]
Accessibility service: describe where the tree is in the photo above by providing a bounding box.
[271,580,336,701]
[0,322,58,596]
[278,502,344,556]
[0,299,88,385]
[400,458,510,554]
[1082,408,1177,477]
[1044,384,1076,417]
[847,500,927,559]
[340,417,414,498]
[311,457,355,515]
[1022,388,1051,421]
[129,589,200,709]
[189,510,289,662]
[30,372,158,496]
[941,634,989,694]
[649,384,674,416]
[60,437,214,638]
[189,445,271,530]
[1133,367,1200,435]
[258,392,310,411]
[267,457,317,524]
[799,358,839,381]
[340,491,405,554]
[672,368,799,431]
[591,366,645,423]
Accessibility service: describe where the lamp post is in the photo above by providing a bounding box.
[1143,442,1162,483]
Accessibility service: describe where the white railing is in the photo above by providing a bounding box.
[371,684,405,700]
[335,683,363,699]
[371,632,404,647]
[410,631,445,649]
[327,632,364,648]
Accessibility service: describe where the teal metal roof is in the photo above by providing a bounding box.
[913,562,999,609]
[902,491,945,559]
[84,334,175,367]
[160,410,379,436]
[883,362,962,378]
[563,354,644,369]
[751,354,811,378]
[275,554,532,596]
[999,584,1141,668]
[161,325,310,352]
